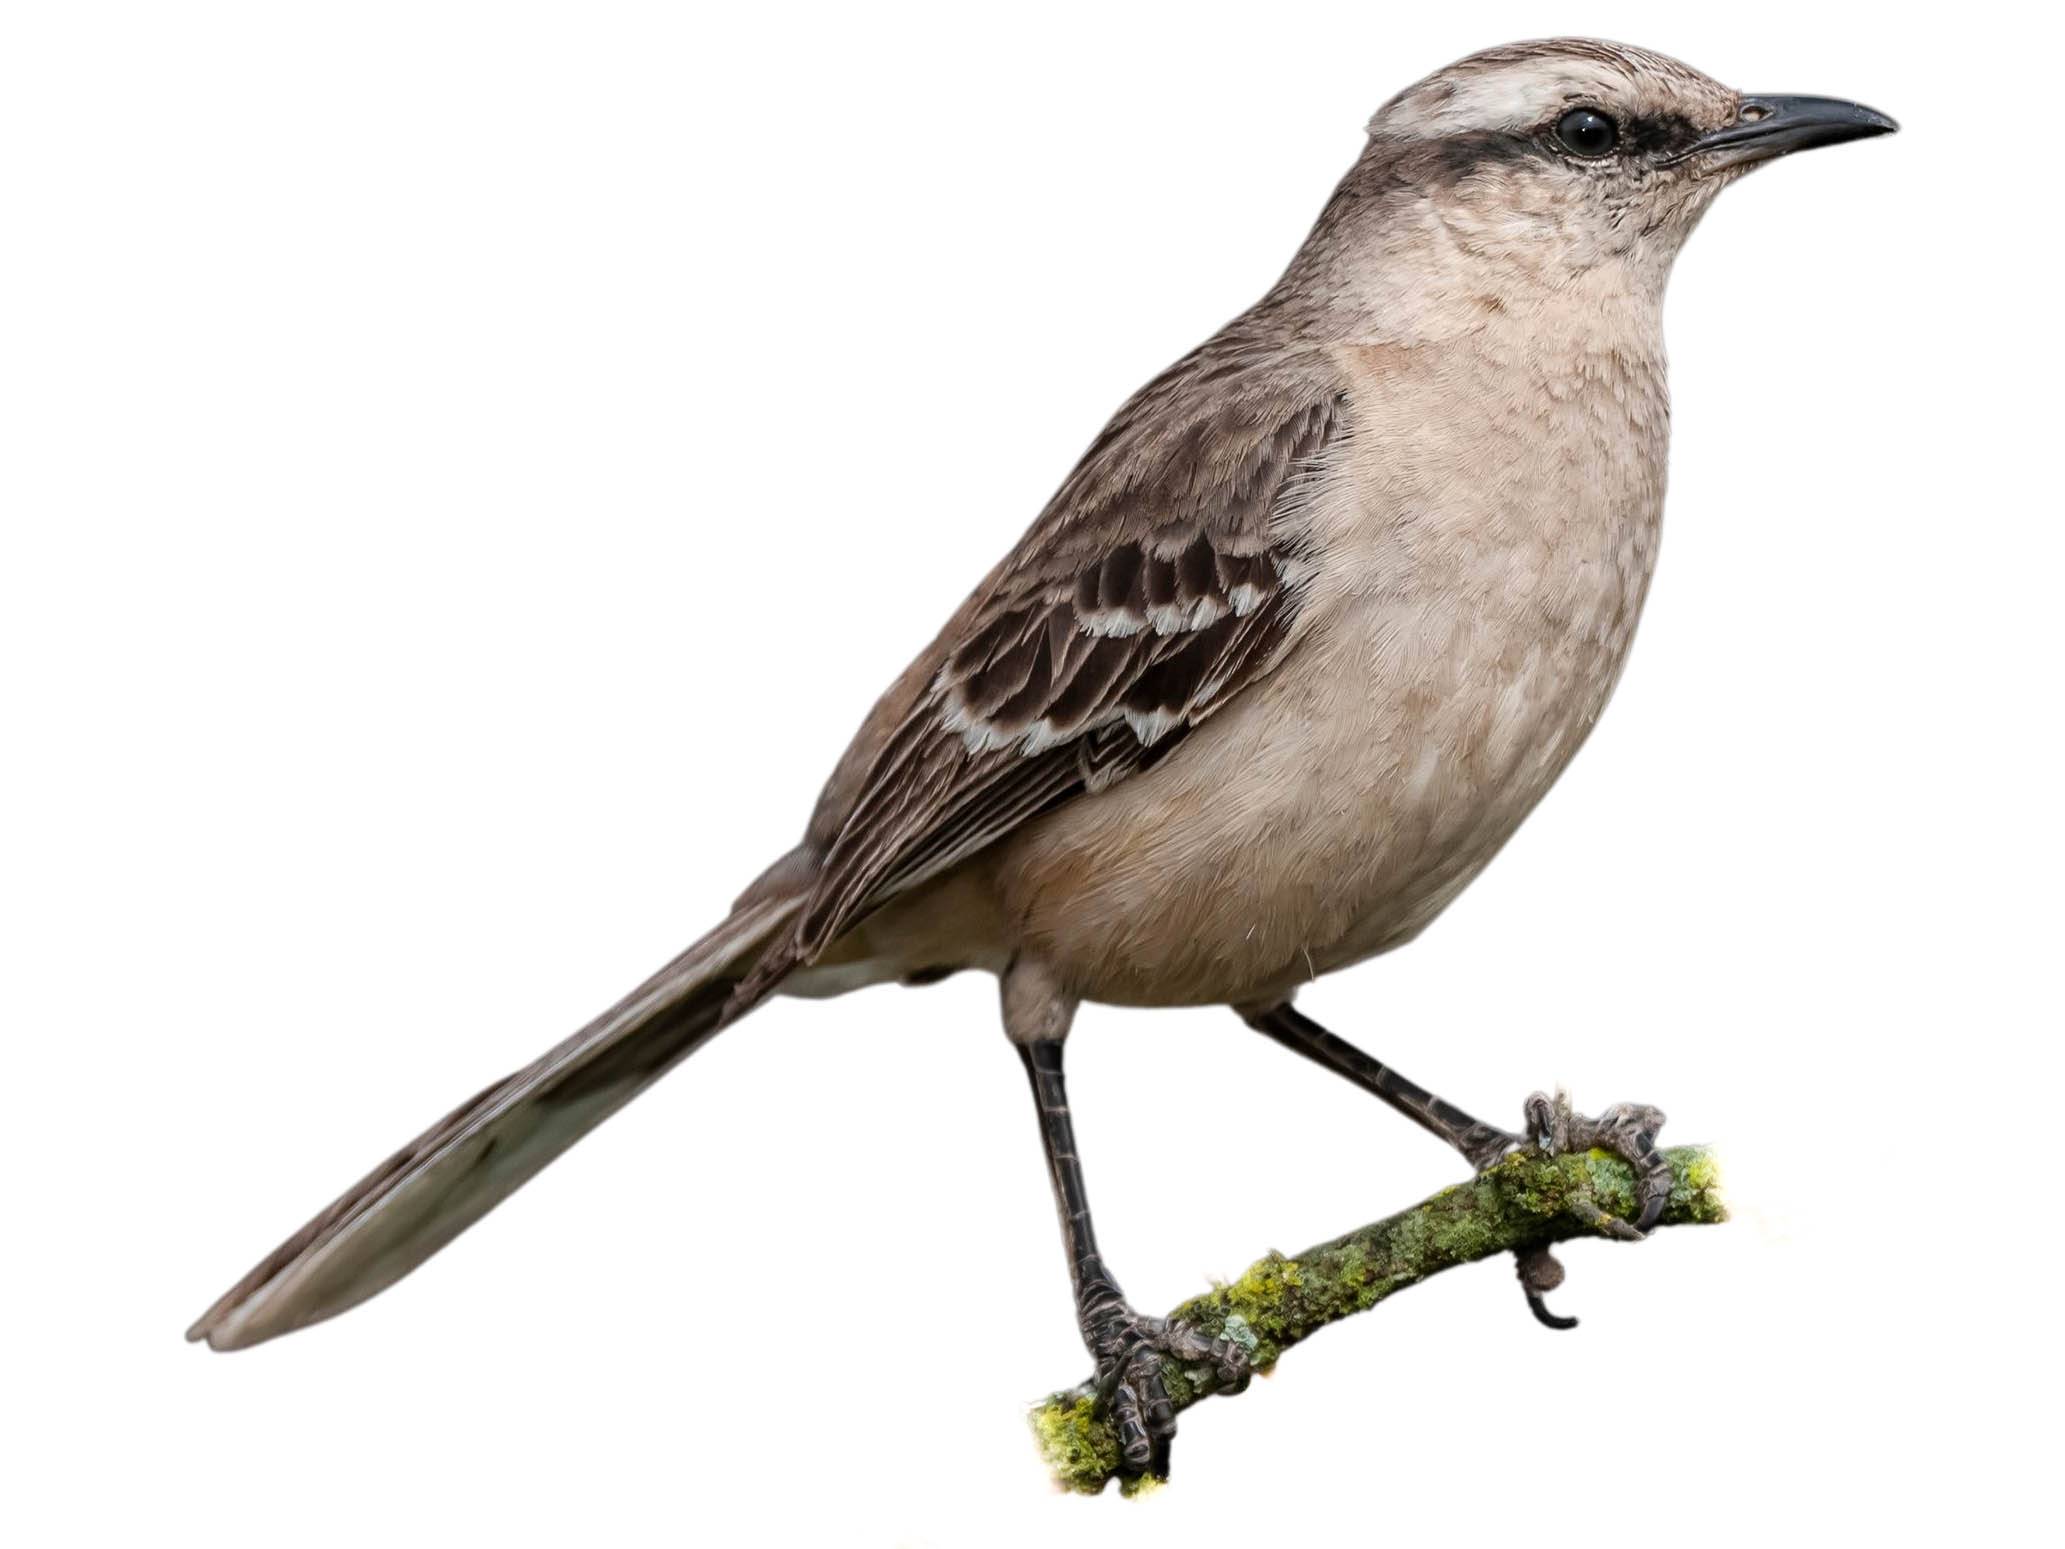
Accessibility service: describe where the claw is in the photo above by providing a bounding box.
[1515,1245,1578,1330]
[1524,1090,1671,1237]
[1568,1196,1647,1242]
[1086,1309,1251,1477]
[1512,1090,1673,1329]
[1140,1368,1174,1436]
[1111,1379,1153,1468]
[1524,1290,1579,1330]
[1110,1345,1174,1474]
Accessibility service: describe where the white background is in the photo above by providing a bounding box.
[4,3,2057,1544]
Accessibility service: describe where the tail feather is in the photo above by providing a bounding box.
[187,897,797,1352]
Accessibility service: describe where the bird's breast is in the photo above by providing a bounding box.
[992,319,1674,1006]
[1280,323,1672,955]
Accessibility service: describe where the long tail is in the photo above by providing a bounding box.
[186,896,797,1352]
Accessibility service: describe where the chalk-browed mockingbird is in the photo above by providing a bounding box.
[190,38,1894,1477]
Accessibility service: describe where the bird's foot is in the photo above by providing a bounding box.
[1083,1305,1251,1475]
[1509,1089,1671,1330]
[1523,1089,1672,1236]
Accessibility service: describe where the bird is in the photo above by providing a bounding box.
[189,38,1895,1477]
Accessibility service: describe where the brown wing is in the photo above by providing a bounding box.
[744,338,1347,996]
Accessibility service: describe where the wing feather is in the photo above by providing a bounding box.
[738,346,1347,999]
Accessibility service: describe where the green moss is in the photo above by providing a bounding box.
[1028,1393,1120,1495]
[1495,1149,1578,1219]
[1424,1188,1509,1262]
[1678,1149,1728,1221]
[1031,1145,1724,1495]
[1204,1250,1304,1355]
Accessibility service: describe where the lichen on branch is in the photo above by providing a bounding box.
[1030,1144,1725,1495]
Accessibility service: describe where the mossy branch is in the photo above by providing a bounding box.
[1030,1144,1725,1495]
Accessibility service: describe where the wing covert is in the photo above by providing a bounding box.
[748,347,1348,993]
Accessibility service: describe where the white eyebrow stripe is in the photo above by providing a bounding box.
[1381,74,1598,137]
[1373,49,1660,141]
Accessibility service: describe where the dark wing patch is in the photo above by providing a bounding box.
[735,355,1346,1001]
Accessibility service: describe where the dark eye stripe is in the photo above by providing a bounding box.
[1621,113,1702,157]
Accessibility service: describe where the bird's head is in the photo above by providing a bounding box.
[1309,39,1896,322]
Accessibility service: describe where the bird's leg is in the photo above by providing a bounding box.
[1242,1004,1671,1329]
[1016,1038,1249,1477]
[1242,1003,1520,1170]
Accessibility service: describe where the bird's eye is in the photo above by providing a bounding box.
[1555,108,1619,158]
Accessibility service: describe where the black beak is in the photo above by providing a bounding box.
[1669,95,1898,169]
